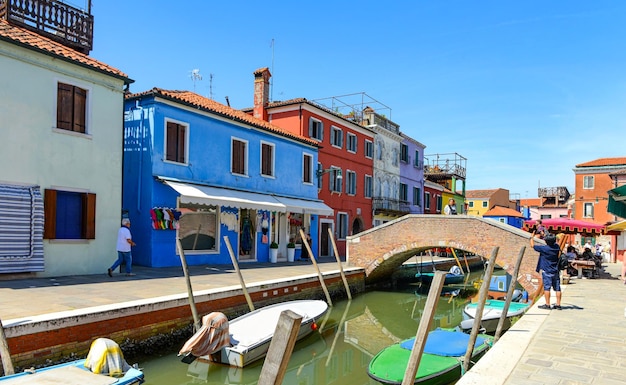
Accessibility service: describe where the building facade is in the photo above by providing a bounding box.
[0,4,131,277]
[122,87,331,267]
[399,133,426,214]
[246,69,375,258]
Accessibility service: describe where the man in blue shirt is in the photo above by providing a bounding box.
[531,232,562,310]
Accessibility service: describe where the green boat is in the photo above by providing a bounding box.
[367,329,493,385]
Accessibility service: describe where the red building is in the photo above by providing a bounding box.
[246,68,375,258]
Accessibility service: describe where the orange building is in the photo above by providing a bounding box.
[573,157,626,223]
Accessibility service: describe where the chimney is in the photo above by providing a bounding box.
[253,67,271,121]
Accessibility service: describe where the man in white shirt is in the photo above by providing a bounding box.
[108,218,137,277]
[444,199,457,215]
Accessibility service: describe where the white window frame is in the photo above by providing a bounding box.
[54,77,92,137]
[425,192,431,210]
[583,202,594,218]
[230,136,249,176]
[330,167,342,193]
[482,201,488,208]
[303,153,313,184]
[399,183,408,202]
[400,143,409,163]
[346,170,356,196]
[164,117,189,165]
[260,140,275,178]
[364,175,373,198]
[309,117,323,141]
[337,212,349,240]
[365,140,373,159]
[413,186,421,206]
[583,175,594,189]
[347,133,357,153]
[330,126,343,148]
[436,195,442,212]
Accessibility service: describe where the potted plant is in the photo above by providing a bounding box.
[269,242,278,263]
[287,241,296,262]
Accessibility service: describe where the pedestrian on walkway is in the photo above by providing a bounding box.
[531,231,562,310]
[444,199,457,215]
[108,218,136,277]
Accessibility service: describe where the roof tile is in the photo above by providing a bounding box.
[0,19,129,81]
[575,157,626,168]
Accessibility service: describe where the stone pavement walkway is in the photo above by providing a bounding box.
[0,258,351,321]
[458,262,626,385]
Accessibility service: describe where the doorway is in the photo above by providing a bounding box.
[239,209,256,261]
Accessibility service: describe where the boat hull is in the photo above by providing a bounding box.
[368,329,493,385]
[415,272,465,285]
[0,359,144,384]
[200,300,328,367]
[462,299,529,333]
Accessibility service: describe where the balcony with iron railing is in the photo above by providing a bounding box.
[372,197,411,215]
[424,152,467,181]
[0,0,93,54]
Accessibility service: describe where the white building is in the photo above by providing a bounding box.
[0,6,131,276]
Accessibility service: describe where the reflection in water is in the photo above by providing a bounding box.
[138,272,490,385]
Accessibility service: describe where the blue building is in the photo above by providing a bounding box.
[123,88,332,267]
[483,206,525,229]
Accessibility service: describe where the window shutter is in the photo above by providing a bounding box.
[303,155,311,183]
[308,119,313,137]
[177,125,186,163]
[166,122,177,161]
[73,87,87,133]
[261,143,272,176]
[84,193,96,239]
[57,83,73,130]
[43,189,57,239]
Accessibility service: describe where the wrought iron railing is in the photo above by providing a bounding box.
[372,197,411,213]
[0,0,93,54]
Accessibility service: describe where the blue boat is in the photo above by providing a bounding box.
[415,266,466,285]
[0,338,144,384]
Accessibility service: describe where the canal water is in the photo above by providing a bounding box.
[137,270,489,385]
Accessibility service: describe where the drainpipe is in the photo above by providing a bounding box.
[128,100,143,212]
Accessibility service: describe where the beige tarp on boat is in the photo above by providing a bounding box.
[179,312,231,357]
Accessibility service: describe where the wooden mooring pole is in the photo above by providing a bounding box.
[0,318,14,376]
[494,246,525,342]
[300,229,332,307]
[327,227,352,300]
[224,236,255,312]
[401,271,446,385]
[257,310,302,385]
[176,238,201,332]
[463,246,499,373]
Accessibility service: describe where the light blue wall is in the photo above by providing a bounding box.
[122,95,321,267]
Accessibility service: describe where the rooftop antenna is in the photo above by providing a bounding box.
[190,69,202,92]
[270,38,275,102]
[209,73,214,100]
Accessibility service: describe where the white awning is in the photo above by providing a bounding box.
[164,181,286,212]
[272,196,334,216]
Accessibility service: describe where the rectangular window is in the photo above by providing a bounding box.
[469,201,474,208]
[337,212,348,240]
[400,183,408,201]
[365,140,373,158]
[178,204,218,253]
[482,201,488,208]
[413,187,421,206]
[317,162,323,189]
[330,126,343,148]
[166,120,187,163]
[309,118,323,140]
[231,138,247,175]
[347,133,357,153]
[414,150,422,168]
[303,154,313,184]
[436,195,442,212]
[583,176,594,189]
[44,189,95,239]
[425,192,431,210]
[583,202,594,218]
[346,170,356,195]
[400,143,409,163]
[364,175,373,198]
[261,142,274,177]
[331,168,342,193]
[57,82,87,133]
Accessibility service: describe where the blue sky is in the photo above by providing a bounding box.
[85,0,626,198]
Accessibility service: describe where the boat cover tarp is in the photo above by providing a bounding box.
[0,365,118,385]
[399,329,485,356]
[84,338,131,376]
[179,312,231,357]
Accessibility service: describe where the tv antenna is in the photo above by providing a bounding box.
[190,69,202,92]
[209,73,214,100]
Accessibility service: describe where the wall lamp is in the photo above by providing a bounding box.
[316,168,342,180]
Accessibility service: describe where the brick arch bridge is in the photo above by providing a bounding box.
[346,215,542,297]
